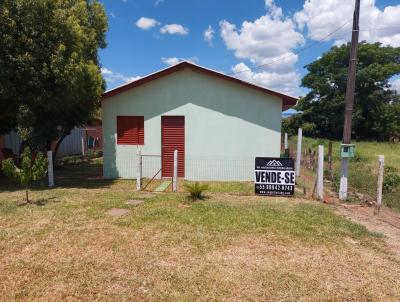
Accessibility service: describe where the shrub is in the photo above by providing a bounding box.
[383,166,400,193]
[1,147,47,203]
[184,182,209,201]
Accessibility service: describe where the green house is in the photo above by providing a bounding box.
[101,61,297,181]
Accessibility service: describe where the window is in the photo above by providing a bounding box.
[117,116,144,145]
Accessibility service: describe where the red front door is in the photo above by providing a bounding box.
[161,116,185,177]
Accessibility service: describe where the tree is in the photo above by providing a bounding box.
[0,0,108,152]
[2,147,48,203]
[293,42,400,140]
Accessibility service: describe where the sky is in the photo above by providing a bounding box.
[99,0,400,97]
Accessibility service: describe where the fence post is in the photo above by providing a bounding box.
[284,133,289,157]
[296,128,302,177]
[81,132,85,156]
[328,142,333,180]
[376,155,384,214]
[136,149,142,191]
[47,150,54,187]
[317,145,324,200]
[173,150,178,192]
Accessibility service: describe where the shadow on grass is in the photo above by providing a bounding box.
[0,160,117,191]
[17,196,59,207]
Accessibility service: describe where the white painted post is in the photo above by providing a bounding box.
[296,128,302,177]
[136,149,142,191]
[284,132,289,157]
[81,132,85,156]
[173,149,178,192]
[376,155,384,213]
[317,145,324,200]
[284,133,288,150]
[339,159,349,200]
[47,151,54,187]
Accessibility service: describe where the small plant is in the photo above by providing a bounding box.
[184,182,209,201]
[383,166,400,193]
[2,147,48,203]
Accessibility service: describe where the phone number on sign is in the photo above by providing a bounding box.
[256,184,294,191]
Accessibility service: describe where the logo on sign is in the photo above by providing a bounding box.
[255,157,295,196]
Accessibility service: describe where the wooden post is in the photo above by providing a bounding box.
[173,150,178,192]
[376,155,384,214]
[136,149,142,191]
[296,128,302,177]
[284,133,289,157]
[328,142,333,180]
[316,145,324,200]
[47,151,54,187]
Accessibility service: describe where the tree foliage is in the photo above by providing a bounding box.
[290,42,400,140]
[0,0,108,150]
[2,147,47,202]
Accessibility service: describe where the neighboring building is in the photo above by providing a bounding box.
[0,126,102,159]
[102,61,297,181]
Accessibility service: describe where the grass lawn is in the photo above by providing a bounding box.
[1,161,400,301]
[299,138,400,210]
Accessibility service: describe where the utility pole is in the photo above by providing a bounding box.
[339,0,360,201]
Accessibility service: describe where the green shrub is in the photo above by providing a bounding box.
[2,147,47,202]
[184,182,209,201]
[383,166,400,193]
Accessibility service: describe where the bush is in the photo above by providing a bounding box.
[383,166,400,193]
[1,147,47,202]
[184,182,209,201]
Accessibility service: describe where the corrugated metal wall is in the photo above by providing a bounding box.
[3,128,84,156]
[58,128,83,156]
[4,131,22,155]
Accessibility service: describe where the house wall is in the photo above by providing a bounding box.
[102,68,282,181]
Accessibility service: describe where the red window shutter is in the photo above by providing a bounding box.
[117,116,144,145]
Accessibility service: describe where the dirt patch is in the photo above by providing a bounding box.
[335,203,400,255]
[126,200,145,206]
[137,192,157,198]
[106,208,130,217]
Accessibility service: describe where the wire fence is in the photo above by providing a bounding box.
[288,135,398,206]
[104,153,256,182]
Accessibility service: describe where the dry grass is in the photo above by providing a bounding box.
[1,162,400,301]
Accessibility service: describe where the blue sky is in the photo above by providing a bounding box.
[99,0,400,96]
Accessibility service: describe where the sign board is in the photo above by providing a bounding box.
[255,157,295,196]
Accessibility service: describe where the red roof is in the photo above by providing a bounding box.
[102,61,298,108]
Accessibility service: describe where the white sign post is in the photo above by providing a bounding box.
[47,151,54,187]
[376,155,384,213]
[296,128,302,177]
[136,149,142,191]
[316,145,324,200]
[173,150,178,192]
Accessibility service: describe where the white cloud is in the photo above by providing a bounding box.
[294,0,400,46]
[219,0,303,94]
[101,67,140,85]
[203,25,215,46]
[232,63,301,95]
[110,12,116,19]
[391,78,400,93]
[136,17,159,30]
[155,0,165,6]
[160,24,189,35]
[161,57,199,66]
